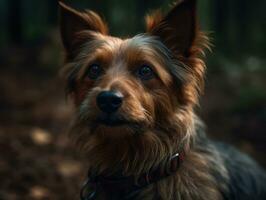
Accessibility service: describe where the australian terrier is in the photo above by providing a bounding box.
[59,0,266,199]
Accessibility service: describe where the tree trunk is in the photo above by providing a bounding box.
[7,0,23,45]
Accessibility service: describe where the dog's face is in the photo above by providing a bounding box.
[65,33,181,136]
[59,0,207,172]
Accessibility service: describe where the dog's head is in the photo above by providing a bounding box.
[59,0,208,173]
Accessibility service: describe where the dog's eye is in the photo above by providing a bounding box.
[137,65,154,80]
[86,64,102,80]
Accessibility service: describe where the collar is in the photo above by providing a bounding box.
[80,152,185,200]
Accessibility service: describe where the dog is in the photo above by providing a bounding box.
[58,0,266,199]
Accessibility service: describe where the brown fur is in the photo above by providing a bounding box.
[59,0,223,199]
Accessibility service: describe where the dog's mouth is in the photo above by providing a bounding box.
[97,114,130,126]
[91,114,145,133]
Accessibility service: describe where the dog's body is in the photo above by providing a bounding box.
[59,0,266,199]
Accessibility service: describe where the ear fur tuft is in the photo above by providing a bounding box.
[59,2,108,54]
[145,0,198,56]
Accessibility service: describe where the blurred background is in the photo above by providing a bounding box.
[0,0,265,199]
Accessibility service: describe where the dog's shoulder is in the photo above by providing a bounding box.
[213,141,266,200]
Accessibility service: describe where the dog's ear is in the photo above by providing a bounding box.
[146,0,197,56]
[59,2,108,54]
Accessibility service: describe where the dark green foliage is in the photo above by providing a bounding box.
[0,0,265,59]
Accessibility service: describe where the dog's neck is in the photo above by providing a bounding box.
[78,113,217,199]
[81,151,186,199]
[84,132,223,200]
[77,110,199,176]
[80,116,208,199]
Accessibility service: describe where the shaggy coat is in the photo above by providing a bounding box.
[59,0,266,199]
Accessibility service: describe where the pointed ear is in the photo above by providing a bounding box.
[59,2,108,54]
[146,0,197,56]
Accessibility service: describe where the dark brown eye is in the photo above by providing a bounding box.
[137,65,154,80]
[86,64,102,80]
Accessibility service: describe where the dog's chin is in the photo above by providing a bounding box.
[89,114,145,137]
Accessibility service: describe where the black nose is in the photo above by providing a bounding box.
[96,91,123,113]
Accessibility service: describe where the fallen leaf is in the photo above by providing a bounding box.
[29,186,50,199]
[57,160,82,177]
[31,128,52,145]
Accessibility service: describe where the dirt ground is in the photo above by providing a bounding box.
[0,45,265,200]
[0,63,88,199]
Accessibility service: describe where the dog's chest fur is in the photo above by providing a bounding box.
[91,133,226,200]
[94,132,266,200]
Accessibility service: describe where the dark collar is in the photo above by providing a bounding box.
[80,152,185,200]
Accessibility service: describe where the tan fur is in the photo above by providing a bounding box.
[145,10,164,32]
